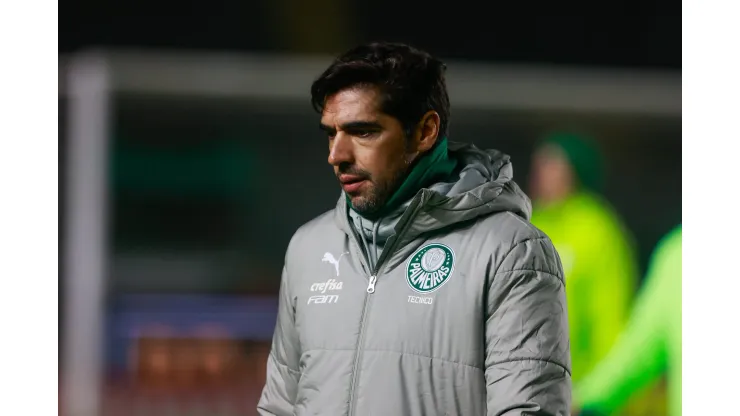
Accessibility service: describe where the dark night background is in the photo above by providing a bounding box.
[60,0,681,69]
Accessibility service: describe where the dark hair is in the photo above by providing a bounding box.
[310,42,450,139]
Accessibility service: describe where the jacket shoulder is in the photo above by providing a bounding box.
[479,211,550,246]
[285,208,339,264]
[294,209,336,239]
[476,211,563,277]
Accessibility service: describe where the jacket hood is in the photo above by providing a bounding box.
[335,141,531,270]
[426,141,532,223]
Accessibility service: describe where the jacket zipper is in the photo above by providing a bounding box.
[346,233,381,416]
[346,197,423,416]
[366,275,377,293]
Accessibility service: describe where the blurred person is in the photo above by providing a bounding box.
[529,135,667,415]
[257,42,571,416]
[529,133,639,381]
[574,225,682,416]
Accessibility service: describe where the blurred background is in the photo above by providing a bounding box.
[59,4,680,416]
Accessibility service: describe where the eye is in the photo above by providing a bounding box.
[354,130,376,139]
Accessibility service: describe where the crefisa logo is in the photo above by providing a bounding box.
[310,279,343,294]
[308,278,343,304]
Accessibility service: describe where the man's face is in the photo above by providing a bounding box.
[320,86,412,216]
[529,144,575,205]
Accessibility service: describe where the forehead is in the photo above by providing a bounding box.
[536,144,567,161]
[321,86,383,125]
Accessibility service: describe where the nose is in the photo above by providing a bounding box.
[328,133,354,167]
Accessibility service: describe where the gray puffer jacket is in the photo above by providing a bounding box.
[258,142,571,416]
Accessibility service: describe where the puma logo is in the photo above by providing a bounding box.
[322,252,348,277]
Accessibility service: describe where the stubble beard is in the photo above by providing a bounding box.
[350,162,410,217]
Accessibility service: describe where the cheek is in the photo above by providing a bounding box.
[537,160,561,181]
[355,135,408,182]
[549,163,572,184]
[378,159,409,191]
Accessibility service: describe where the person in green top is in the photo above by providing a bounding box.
[529,132,640,385]
[575,225,682,416]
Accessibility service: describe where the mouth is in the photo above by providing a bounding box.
[339,175,367,194]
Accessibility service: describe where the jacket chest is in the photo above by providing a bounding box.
[292,241,488,366]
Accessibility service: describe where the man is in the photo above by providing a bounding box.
[528,134,639,381]
[257,42,571,416]
[528,135,661,416]
[574,225,682,416]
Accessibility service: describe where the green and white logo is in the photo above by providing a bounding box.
[406,243,455,294]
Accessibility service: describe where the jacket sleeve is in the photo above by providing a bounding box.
[485,237,572,416]
[257,265,301,416]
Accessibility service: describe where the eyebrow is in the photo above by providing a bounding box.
[319,120,383,133]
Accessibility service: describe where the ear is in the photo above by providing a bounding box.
[413,110,441,153]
